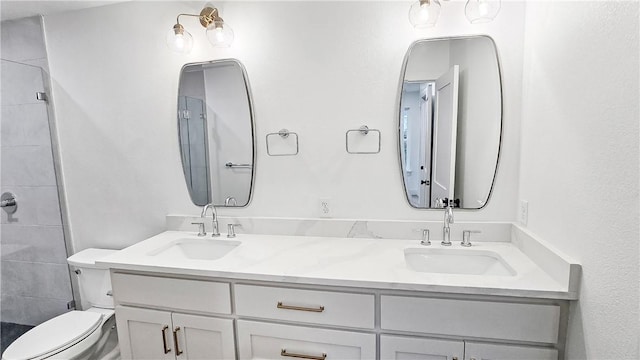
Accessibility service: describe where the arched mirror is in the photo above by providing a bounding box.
[398,36,502,209]
[178,59,255,207]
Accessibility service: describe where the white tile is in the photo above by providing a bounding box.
[1,103,51,147]
[32,187,63,225]
[0,295,26,324]
[0,186,62,225]
[1,145,56,186]
[21,296,70,326]
[1,105,25,146]
[0,17,46,62]
[0,60,45,106]
[1,225,67,264]
[1,260,72,300]
[21,58,49,74]
[1,295,69,326]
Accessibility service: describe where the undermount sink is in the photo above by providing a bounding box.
[148,238,240,261]
[404,248,517,276]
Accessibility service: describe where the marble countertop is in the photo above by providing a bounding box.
[98,231,579,300]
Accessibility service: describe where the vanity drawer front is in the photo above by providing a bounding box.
[237,320,376,360]
[112,272,231,314]
[235,284,375,329]
[381,295,560,344]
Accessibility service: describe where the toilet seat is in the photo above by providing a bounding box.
[2,311,103,360]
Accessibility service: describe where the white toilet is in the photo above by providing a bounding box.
[2,249,120,360]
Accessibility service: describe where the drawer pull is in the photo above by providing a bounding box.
[173,326,183,356]
[281,349,327,360]
[161,325,171,354]
[277,301,325,313]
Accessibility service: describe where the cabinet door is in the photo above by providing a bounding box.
[464,342,558,360]
[116,306,175,360]
[237,320,376,360]
[171,313,236,360]
[380,335,464,360]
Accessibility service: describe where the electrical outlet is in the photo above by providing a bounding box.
[519,200,528,226]
[319,198,331,218]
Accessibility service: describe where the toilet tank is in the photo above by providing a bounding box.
[67,248,118,310]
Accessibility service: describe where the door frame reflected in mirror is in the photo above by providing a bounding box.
[396,35,504,210]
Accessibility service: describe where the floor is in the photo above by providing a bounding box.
[0,322,33,354]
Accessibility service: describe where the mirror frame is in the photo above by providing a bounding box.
[177,58,257,208]
[396,35,504,210]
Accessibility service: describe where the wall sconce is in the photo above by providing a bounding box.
[408,0,501,28]
[166,5,234,54]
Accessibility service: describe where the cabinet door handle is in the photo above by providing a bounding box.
[281,349,327,360]
[277,301,325,313]
[161,325,171,354]
[173,326,183,356]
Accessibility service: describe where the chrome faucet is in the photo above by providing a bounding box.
[201,203,220,237]
[224,197,237,207]
[441,204,454,246]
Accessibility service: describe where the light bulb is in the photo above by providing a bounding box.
[465,0,501,24]
[408,0,441,29]
[175,34,185,49]
[206,23,234,47]
[419,4,430,21]
[215,28,225,42]
[478,1,490,16]
[166,24,193,54]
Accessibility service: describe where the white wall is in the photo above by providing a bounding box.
[43,1,525,251]
[519,1,639,358]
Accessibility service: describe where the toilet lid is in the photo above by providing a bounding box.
[2,311,102,360]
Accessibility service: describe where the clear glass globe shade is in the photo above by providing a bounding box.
[408,0,441,29]
[206,25,234,48]
[465,0,501,24]
[166,28,193,54]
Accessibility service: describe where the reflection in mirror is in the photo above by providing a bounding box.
[399,36,501,209]
[178,59,255,207]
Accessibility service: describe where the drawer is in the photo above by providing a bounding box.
[464,341,558,360]
[237,320,376,360]
[235,284,374,329]
[380,335,464,360]
[381,295,560,344]
[111,272,231,314]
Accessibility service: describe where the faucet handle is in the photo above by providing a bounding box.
[227,223,241,238]
[420,229,431,246]
[461,230,481,247]
[191,222,206,237]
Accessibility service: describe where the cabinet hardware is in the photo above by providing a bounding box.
[280,349,327,360]
[173,327,183,355]
[277,301,325,313]
[161,325,171,354]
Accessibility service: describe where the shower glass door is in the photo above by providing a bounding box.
[0,59,73,351]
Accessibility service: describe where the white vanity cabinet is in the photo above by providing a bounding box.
[238,320,376,360]
[379,335,558,360]
[110,271,567,360]
[380,335,464,360]
[111,272,236,360]
[116,306,235,360]
[235,284,377,359]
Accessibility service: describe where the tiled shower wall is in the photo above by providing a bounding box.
[0,16,72,325]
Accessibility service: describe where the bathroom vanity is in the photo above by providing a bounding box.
[99,226,579,360]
